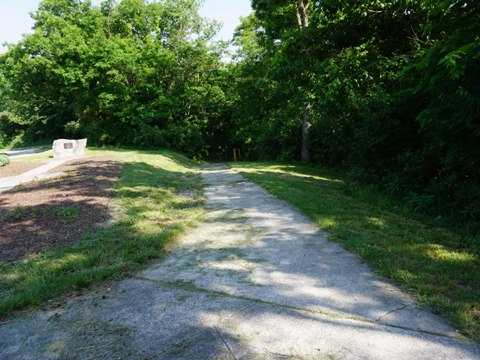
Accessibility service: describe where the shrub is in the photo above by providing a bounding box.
[0,154,10,167]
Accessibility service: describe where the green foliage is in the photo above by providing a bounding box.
[230,0,480,228]
[64,121,81,137]
[52,206,79,224]
[10,206,26,220]
[0,154,10,167]
[0,0,230,157]
[0,112,28,148]
[1,0,478,226]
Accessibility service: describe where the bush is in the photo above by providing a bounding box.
[0,112,27,143]
[64,121,82,137]
[0,154,10,167]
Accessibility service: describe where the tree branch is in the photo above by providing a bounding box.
[305,0,312,11]
[297,0,309,29]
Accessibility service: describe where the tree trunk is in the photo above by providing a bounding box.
[297,0,310,29]
[301,104,311,161]
[297,0,312,161]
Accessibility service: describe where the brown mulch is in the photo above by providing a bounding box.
[0,156,123,263]
[0,160,48,178]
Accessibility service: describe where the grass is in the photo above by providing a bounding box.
[9,149,52,163]
[0,154,9,167]
[52,206,79,224]
[0,148,204,317]
[231,161,480,342]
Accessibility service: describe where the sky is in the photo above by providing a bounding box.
[0,0,252,53]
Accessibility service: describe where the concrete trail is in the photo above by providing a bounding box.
[0,164,479,359]
[0,158,71,192]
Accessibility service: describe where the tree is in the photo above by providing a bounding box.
[252,0,315,160]
[233,0,479,223]
[0,0,228,157]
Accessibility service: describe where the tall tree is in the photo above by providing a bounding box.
[296,0,312,161]
[235,0,479,223]
[252,0,315,160]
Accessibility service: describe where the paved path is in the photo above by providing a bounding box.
[0,158,70,192]
[1,147,48,159]
[0,164,479,359]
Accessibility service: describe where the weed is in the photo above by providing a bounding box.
[13,184,25,192]
[52,206,79,224]
[10,206,26,220]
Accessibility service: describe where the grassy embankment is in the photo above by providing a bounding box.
[0,149,204,317]
[231,162,480,342]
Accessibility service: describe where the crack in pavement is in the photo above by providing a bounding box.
[214,326,238,360]
[376,304,410,323]
[135,275,468,342]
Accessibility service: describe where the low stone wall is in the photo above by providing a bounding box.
[52,139,87,159]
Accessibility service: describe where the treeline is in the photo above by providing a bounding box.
[229,0,479,226]
[0,0,230,158]
[0,0,479,227]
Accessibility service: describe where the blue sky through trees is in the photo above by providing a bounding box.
[0,0,252,53]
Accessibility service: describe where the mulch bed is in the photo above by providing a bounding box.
[0,160,48,178]
[0,156,123,263]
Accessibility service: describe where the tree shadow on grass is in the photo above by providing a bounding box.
[0,159,204,319]
[0,163,480,359]
[235,166,480,339]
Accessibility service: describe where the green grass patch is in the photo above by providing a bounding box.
[52,206,79,224]
[0,149,204,317]
[0,154,10,166]
[231,161,480,341]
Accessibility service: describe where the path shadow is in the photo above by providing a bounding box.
[139,165,480,346]
[2,276,477,359]
[0,163,479,359]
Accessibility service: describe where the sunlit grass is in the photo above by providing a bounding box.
[231,161,480,342]
[0,149,204,317]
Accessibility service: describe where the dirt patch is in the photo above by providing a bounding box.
[0,156,123,263]
[0,160,48,178]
